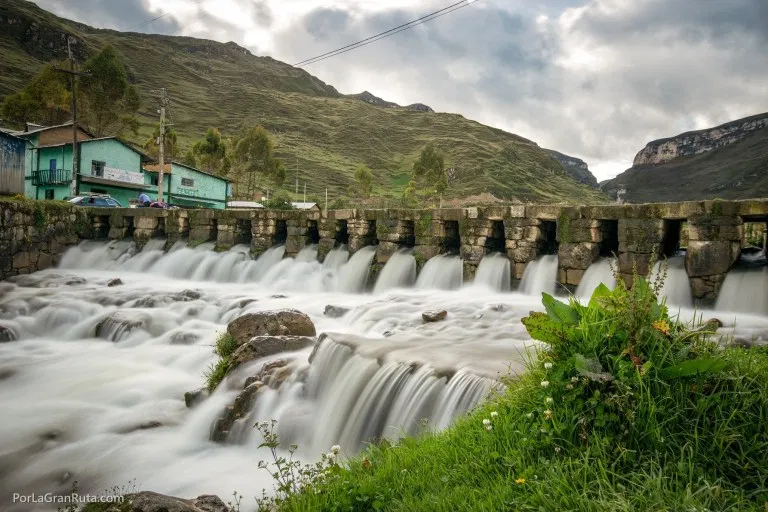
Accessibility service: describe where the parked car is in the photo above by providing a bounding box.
[68,194,123,208]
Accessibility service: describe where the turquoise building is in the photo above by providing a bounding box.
[15,122,230,208]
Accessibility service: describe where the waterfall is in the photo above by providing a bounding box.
[575,258,617,301]
[416,255,463,290]
[651,256,693,309]
[518,255,559,296]
[716,266,768,316]
[473,252,511,291]
[323,244,350,270]
[373,249,417,293]
[336,246,377,294]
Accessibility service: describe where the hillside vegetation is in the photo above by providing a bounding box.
[0,0,606,203]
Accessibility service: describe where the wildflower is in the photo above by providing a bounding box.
[362,458,371,469]
[554,446,561,453]
[544,362,553,370]
[544,409,553,420]
[526,412,533,419]
[401,469,408,474]
[565,384,573,390]
[490,411,498,418]
[515,478,526,485]
[331,445,341,455]
[326,452,336,460]
[652,320,671,336]
[540,380,550,388]
[545,397,554,404]
[485,425,493,431]
[482,418,491,426]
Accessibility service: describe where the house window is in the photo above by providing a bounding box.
[150,175,159,186]
[92,160,106,177]
[44,189,54,200]
[180,177,195,187]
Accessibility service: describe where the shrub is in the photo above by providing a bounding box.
[203,332,238,392]
[264,191,294,210]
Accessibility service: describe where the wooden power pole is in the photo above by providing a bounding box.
[157,88,169,203]
[54,37,90,198]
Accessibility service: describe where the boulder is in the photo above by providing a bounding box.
[129,491,228,512]
[170,332,200,345]
[0,324,17,343]
[107,278,123,287]
[211,380,265,443]
[95,311,150,342]
[230,336,314,368]
[184,387,209,408]
[244,359,291,389]
[422,310,448,323]
[558,242,599,270]
[685,241,740,277]
[227,309,316,346]
[324,305,351,318]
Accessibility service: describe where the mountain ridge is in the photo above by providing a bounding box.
[0,0,606,203]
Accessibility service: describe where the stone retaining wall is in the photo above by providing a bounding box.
[3,198,768,302]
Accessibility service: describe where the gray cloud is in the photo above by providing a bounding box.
[34,0,180,34]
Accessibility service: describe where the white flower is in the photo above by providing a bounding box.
[545,397,554,404]
[540,380,550,388]
[526,412,533,419]
[571,376,579,383]
[544,409,553,420]
[566,384,573,390]
[490,411,498,418]
[544,362,553,370]
[485,425,493,431]
[326,452,336,460]
[331,445,341,455]
[554,446,561,453]
[482,418,491,426]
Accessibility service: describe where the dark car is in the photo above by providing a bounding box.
[68,195,123,208]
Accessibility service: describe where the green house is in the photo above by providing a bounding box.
[17,122,231,208]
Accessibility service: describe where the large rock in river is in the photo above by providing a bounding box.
[127,491,228,512]
[230,335,314,368]
[227,309,316,345]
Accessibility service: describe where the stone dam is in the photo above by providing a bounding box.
[3,199,768,303]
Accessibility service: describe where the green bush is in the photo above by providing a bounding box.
[277,267,768,511]
[203,332,239,392]
[263,190,294,210]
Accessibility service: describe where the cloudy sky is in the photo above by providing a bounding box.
[34,0,768,181]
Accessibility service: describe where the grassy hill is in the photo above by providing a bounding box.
[0,0,608,204]
[602,122,768,203]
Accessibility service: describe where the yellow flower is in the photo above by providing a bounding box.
[652,320,671,336]
[515,478,526,485]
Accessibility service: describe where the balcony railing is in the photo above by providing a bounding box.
[32,169,72,186]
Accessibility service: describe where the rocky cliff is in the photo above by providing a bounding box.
[347,91,434,113]
[633,113,768,166]
[544,149,598,188]
[601,112,768,203]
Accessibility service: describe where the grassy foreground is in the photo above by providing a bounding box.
[273,273,768,511]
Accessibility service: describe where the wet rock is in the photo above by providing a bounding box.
[184,387,209,408]
[116,421,164,434]
[133,290,201,309]
[382,330,395,337]
[107,278,123,287]
[179,289,202,300]
[130,491,229,512]
[0,324,18,342]
[324,305,351,318]
[422,310,448,323]
[270,294,288,299]
[64,277,86,286]
[94,312,150,342]
[227,309,316,346]
[170,332,200,345]
[230,336,314,369]
[244,359,291,389]
[705,318,724,329]
[211,380,265,443]
[488,303,507,312]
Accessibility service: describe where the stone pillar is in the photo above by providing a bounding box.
[414,210,441,270]
[375,210,415,265]
[347,210,377,255]
[188,210,217,247]
[108,214,128,240]
[459,209,486,281]
[165,210,189,249]
[557,216,602,287]
[316,217,336,262]
[215,215,236,252]
[284,213,308,258]
[617,218,664,285]
[685,216,742,301]
[251,211,276,257]
[133,213,164,250]
[504,218,540,280]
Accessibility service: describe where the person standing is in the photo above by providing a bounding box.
[138,192,151,207]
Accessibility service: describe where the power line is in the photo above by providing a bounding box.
[125,12,170,32]
[294,0,469,67]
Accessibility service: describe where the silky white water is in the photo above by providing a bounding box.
[373,249,417,293]
[575,258,617,301]
[651,256,694,309]
[1,241,766,511]
[519,255,559,296]
[473,253,511,292]
[416,254,463,290]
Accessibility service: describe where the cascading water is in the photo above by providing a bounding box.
[373,249,417,293]
[518,254,559,296]
[415,255,463,290]
[575,258,617,301]
[472,253,511,292]
[651,256,693,309]
[716,266,768,316]
[336,246,377,294]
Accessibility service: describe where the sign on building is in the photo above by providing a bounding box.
[104,167,144,185]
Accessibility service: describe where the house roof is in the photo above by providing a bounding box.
[292,202,319,210]
[227,200,264,209]
[12,121,95,138]
[36,136,153,161]
[143,161,231,182]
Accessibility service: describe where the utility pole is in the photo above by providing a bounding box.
[157,88,169,203]
[54,37,90,198]
[325,187,328,213]
[303,182,306,203]
[295,156,298,195]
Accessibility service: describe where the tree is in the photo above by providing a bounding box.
[231,125,284,198]
[412,142,448,197]
[1,64,71,126]
[348,164,374,199]
[263,190,294,210]
[191,127,230,175]
[143,124,178,161]
[79,45,140,136]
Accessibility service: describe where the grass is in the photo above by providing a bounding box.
[273,270,768,511]
[1,0,608,204]
[203,331,238,392]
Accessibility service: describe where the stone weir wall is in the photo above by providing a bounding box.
[2,199,768,302]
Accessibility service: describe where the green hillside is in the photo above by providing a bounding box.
[0,0,607,204]
[602,126,768,203]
